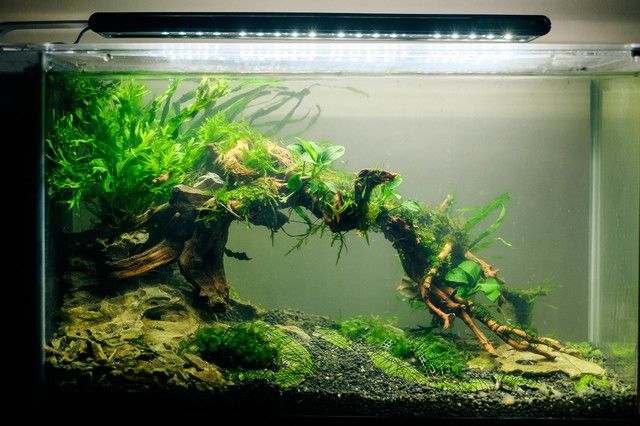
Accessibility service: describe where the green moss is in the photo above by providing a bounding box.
[339,316,467,377]
[181,321,313,389]
[339,316,412,359]
[185,322,279,370]
[313,327,353,350]
[411,334,468,376]
[200,178,281,228]
[573,374,611,392]
[245,321,314,388]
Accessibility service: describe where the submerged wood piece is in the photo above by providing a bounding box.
[108,240,183,279]
[178,219,231,309]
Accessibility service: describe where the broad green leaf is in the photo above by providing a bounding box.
[286,144,305,156]
[445,268,470,285]
[287,174,303,192]
[323,180,338,193]
[456,284,474,299]
[297,138,319,162]
[323,145,345,163]
[457,260,482,284]
[300,152,315,164]
[476,278,501,302]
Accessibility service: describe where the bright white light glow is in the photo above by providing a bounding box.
[308,30,317,38]
[161,32,169,36]
[337,31,345,38]
[355,32,363,38]
[390,33,398,38]
[178,31,186,36]
[195,32,204,36]
[213,32,221,36]
[504,33,513,40]
[451,33,459,39]
[469,33,477,39]
[274,31,282,37]
[486,33,495,39]
[372,32,380,38]
[239,31,247,37]
[433,33,441,39]
[291,31,299,37]
[256,32,264,37]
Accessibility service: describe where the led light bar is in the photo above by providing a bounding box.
[88,13,551,42]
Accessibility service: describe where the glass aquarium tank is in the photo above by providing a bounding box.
[2,25,638,419]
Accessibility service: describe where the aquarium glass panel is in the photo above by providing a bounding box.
[34,43,640,418]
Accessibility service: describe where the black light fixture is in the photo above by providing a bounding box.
[88,12,551,42]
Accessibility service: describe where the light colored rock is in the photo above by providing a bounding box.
[277,324,311,342]
[496,344,606,378]
[183,353,211,371]
[90,341,108,363]
[194,172,225,191]
[97,230,149,260]
[191,366,226,386]
[467,353,499,371]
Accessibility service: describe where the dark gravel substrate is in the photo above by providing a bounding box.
[45,307,637,421]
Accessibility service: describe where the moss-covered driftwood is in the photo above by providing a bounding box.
[103,126,562,359]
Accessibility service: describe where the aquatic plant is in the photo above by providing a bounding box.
[411,334,467,376]
[46,76,320,226]
[339,316,467,376]
[47,77,228,226]
[181,321,314,388]
[339,316,413,359]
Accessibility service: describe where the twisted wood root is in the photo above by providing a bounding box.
[418,246,561,359]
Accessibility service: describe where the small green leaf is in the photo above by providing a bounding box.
[287,174,303,192]
[386,175,403,191]
[445,268,470,285]
[293,206,312,225]
[402,200,421,212]
[457,260,482,284]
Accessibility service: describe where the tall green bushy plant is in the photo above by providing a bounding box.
[47,77,227,226]
[46,76,323,227]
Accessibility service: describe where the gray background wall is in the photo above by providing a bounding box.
[224,75,593,340]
